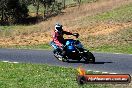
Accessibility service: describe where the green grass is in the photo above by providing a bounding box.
[81,0,99,3]
[0,25,25,37]
[0,24,42,37]
[89,44,132,54]
[57,0,98,6]
[0,62,110,88]
[0,26,15,30]
[94,4,132,22]
[5,42,131,54]
[0,44,52,51]
[8,44,51,50]
[87,3,132,22]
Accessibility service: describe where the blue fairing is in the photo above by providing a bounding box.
[66,39,74,46]
[65,39,75,51]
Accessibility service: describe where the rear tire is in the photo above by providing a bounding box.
[53,50,63,61]
[53,50,68,62]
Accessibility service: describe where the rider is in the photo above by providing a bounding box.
[50,23,79,60]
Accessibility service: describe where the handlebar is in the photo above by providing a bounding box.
[73,33,79,38]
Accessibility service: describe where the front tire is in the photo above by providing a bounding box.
[83,52,95,63]
[88,52,95,63]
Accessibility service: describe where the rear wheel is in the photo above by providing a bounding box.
[53,50,68,62]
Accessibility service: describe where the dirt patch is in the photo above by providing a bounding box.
[73,22,132,47]
[74,22,132,36]
[0,22,131,47]
[0,32,51,46]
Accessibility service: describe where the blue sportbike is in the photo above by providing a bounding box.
[51,38,95,63]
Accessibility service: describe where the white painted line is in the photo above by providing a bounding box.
[110,73,117,74]
[2,61,19,64]
[114,53,132,55]
[86,70,118,74]
[94,71,100,73]
[102,72,108,74]
[94,52,132,55]
[87,70,92,71]
[2,61,9,63]
[8,61,19,64]
[12,62,19,64]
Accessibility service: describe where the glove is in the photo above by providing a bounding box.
[73,33,79,38]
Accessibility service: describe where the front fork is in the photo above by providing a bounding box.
[74,46,89,58]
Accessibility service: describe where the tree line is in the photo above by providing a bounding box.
[0,0,81,25]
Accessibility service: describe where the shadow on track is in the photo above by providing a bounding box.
[92,62,113,64]
[67,60,113,64]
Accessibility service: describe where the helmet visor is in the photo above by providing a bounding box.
[56,27,62,32]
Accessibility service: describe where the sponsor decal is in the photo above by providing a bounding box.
[76,67,131,84]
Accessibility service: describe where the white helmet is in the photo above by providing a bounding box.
[55,23,63,33]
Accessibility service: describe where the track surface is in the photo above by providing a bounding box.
[0,49,132,74]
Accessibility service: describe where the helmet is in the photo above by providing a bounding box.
[55,23,63,33]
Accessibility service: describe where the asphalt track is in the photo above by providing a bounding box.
[0,48,132,74]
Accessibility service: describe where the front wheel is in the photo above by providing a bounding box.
[83,52,95,63]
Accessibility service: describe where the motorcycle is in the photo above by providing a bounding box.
[50,38,95,63]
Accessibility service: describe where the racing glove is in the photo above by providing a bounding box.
[73,33,79,38]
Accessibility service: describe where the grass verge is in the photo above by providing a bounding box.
[79,3,132,26]
[2,42,131,54]
[0,62,110,88]
[89,44,132,54]
[93,3,132,22]
[3,44,52,50]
